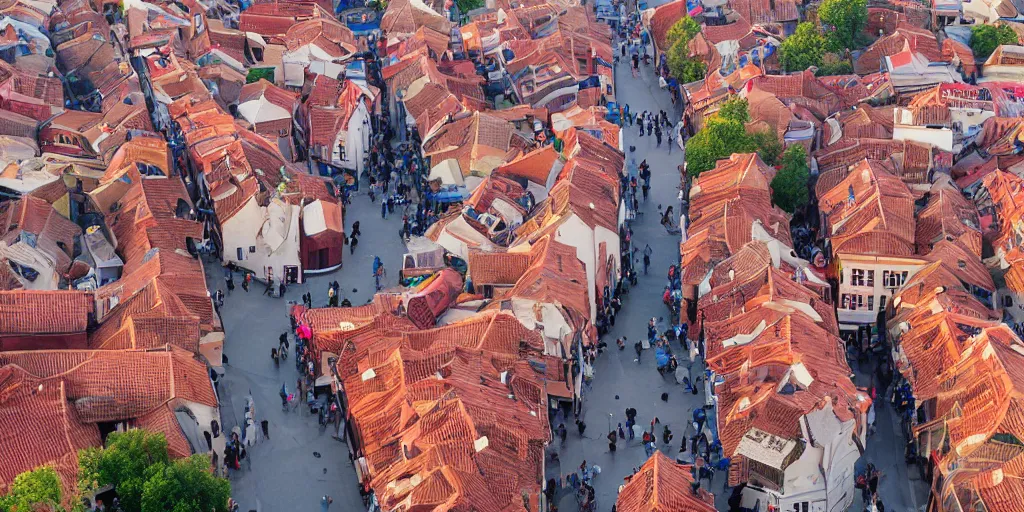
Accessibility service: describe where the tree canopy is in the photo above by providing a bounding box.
[684,98,757,177]
[771,144,811,214]
[717,96,749,123]
[818,0,868,51]
[780,22,825,72]
[752,130,783,167]
[54,430,231,512]
[140,456,231,512]
[665,16,701,47]
[96,430,172,512]
[970,24,1018,60]
[0,467,65,512]
[666,17,707,84]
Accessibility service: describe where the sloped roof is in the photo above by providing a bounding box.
[615,451,716,512]
[315,308,560,512]
[381,0,452,36]
[916,181,983,256]
[818,160,916,257]
[422,112,517,178]
[855,24,941,75]
[467,251,531,286]
[648,0,686,52]
[0,290,92,335]
[0,367,101,503]
[0,195,81,276]
[0,346,217,423]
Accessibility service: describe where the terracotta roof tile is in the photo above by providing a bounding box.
[0,367,101,503]
[0,290,92,335]
[0,346,218,423]
[615,452,716,511]
[468,251,531,286]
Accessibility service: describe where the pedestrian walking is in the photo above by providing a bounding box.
[349,233,359,254]
[351,220,361,238]
[618,423,625,439]
[634,340,643,362]
[576,419,587,437]
[558,422,568,444]
[242,273,250,292]
[607,430,617,452]
[278,280,286,298]
[381,198,387,219]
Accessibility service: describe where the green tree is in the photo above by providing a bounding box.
[815,59,853,76]
[667,43,707,83]
[771,144,811,213]
[819,0,868,51]
[455,0,483,13]
[0,467,65,512]
[665,16,701,47]
[717,97,749,123]
[665,17,707,84]
[140,456,230,512]
[970,24,1019,60]
[752,130,784,166]
[96,431,171,512]
[780,22,825,72]
[684,113,756,177]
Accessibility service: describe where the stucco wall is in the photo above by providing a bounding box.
[222,197,303,284]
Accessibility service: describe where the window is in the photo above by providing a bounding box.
[883,270,909,288]
[841,294,865,310]
[866,270,875,287]
[851,269,865,287]
[236,247,244,260]
[867,295,874,311]
[879,295,887,311]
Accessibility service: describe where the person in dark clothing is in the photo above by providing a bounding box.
[350,221,361,238]
[643,253,651,274]
[349,233,358,254]
[607,431,617,452]
[557,423,567,444]
[634,340,643,362]
[576,419,586,437]
[278,281,286,298]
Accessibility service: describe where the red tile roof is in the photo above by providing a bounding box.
[615,451,716,511]
[0,367,101,504]
[0,346,218,423]
[468,251,531,286]
[916,182,983,256]
[0,202,77,280]
[313,308,560,512]
[381,0,452,36]
[818,160,917,257]
[649,1,686,53]
[0,290,93,335]
[855,24,941,75]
